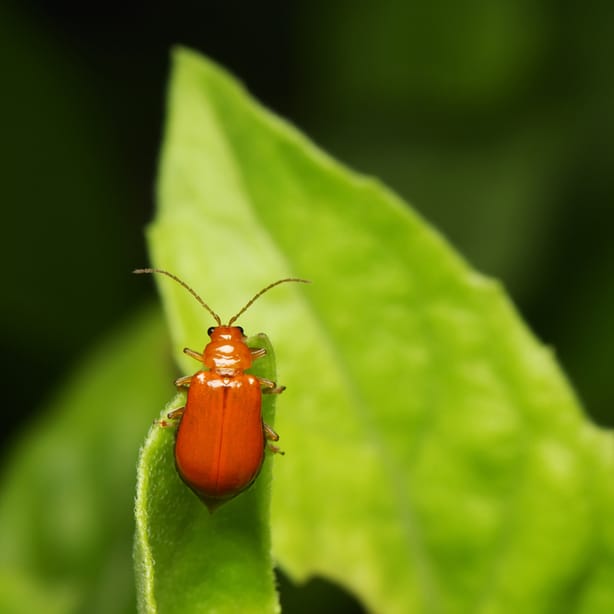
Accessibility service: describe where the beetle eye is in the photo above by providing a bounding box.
[237,326,245,336]
[207,326,215,336]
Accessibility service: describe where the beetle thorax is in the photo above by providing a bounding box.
[203,326,253,373]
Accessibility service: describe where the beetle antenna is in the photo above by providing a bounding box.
[133,268,222,325]
[227,278,310,325]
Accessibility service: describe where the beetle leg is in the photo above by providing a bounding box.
[250,347,267,359]
[264,423,285,455]
[156,406,185,428]
[264,422,279,441]
[175,374,192,388]
[183,347,203,362]
[168,406,185,419]
[258,376,286,394]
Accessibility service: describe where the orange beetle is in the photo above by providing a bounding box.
[135,268,308,512]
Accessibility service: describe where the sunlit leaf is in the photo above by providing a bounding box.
[145,47,614,614]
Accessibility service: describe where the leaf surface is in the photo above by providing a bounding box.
[145,47,614,614]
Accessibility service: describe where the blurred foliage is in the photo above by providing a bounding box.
[294,0,614,424]
[134,49,614,612]
[2,0,612,439]
[1,1,613,613]
[0,309,170,613]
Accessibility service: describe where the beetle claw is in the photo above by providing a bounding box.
[267,444,285,455]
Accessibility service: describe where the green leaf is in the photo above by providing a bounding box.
[0,309,170,614]
[134,334,280,614]
[146,47,614,614]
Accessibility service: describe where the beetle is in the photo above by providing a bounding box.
[134,268,309,512]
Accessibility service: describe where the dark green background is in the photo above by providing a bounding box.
[2,0,612,487]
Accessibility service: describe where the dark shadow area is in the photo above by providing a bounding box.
[276,568,367,614]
